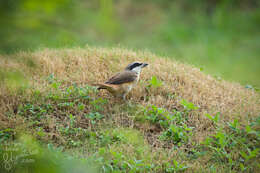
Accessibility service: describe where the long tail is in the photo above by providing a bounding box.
[92,83,114,90]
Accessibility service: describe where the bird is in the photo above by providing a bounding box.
[94,62,148,100]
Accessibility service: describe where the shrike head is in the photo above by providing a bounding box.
[125,62,148,73]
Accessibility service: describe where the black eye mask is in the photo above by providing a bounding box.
[129,63,142,70]
[125,62,142,71]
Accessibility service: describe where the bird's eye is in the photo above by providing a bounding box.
[133,63,139,67]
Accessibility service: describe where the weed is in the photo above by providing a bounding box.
[18,103,50,120]
[93,147,155,173]
[180,99,199,111]
[143,102,194,145]
[90,98,108,112]
[46,75,94,101]
[160,124,193,145]
[164,160,189,172]
[0,129,14,143]
[35,127,46,138]
[204,113,220,125]
[144,105,169,125]
[85,112,104,125]
[147,76,163,89]
[77,103,85,111]
[202,115,260,171]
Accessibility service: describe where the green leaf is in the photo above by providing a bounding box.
[148,76,163,88]
[180,99,198,110]
[204,113,214,121]
[245,125,252,133]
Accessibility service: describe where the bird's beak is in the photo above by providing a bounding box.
[142,63,148,68]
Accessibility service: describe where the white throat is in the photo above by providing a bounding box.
[131,66,142,74]
[131,66,142,83]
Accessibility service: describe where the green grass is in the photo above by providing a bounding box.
[1,74,259,172]
[1,0,260,87]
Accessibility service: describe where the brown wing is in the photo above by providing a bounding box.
[105,71,137,85]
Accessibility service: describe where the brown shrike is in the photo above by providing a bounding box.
[94,62,148,100]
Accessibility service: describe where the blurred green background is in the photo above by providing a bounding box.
[1,0,260,87]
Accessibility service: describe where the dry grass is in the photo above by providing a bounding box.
[0,46,260,172]
[1,46,259,134]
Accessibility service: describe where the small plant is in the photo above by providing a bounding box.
[240,148,259,163]
[147,76,163,89]
[46,76,94,101]
[165,160,189,172]
[143,105,193,145]
[90,98,107,112]
[160,124,193,145]
[77,103,85,111]
[93,148,155,173]
[0,128,15,142]
[18,103,50,120]
[204,113,220,124]
[202,115,260,172]
[58,102,74,108]
[47,73,55,83]
[144,105,169,125]
[68,114,75,127]
[59,114,85,136]
[85,112,104,124]
[180,99,198,111]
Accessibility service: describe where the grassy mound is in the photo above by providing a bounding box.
[0,47,259,172]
